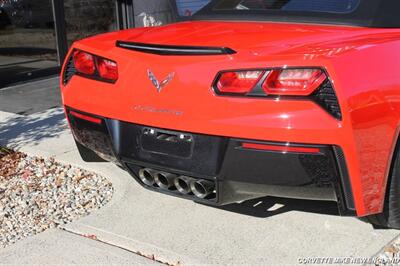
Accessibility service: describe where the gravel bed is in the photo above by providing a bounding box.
[0,150,113,248]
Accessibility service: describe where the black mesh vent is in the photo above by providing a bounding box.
[312,80,342,120]
[299,153,335,187]
[63,55,76,85]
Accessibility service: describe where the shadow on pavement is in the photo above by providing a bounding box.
[0,108,67,148]
[214,196,340,218]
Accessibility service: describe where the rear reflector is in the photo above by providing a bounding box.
[263,69,327,96]
[216,70,264,94]
[241,142,321,154]
[69,111,102,124]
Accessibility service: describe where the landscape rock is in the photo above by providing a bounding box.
[0,151,113,248]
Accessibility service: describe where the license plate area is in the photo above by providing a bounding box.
[140,127,194,158]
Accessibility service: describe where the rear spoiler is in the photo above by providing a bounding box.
[116,41,236,56]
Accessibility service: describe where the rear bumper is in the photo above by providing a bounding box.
[66,107,356,215]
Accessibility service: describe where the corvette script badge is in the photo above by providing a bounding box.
[147,69,175,93]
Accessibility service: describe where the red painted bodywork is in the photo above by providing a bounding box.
[60,21,400,217]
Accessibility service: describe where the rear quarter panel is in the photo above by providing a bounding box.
[317,32,400,215]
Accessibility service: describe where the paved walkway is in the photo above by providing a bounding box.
[0,229,159,265]
[0,105,399,265]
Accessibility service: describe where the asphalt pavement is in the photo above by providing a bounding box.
[0,76,60,115]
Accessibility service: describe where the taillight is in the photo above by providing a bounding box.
[213,67,341,120]
[73,50,95,75]
[214,68,326,96]
[216,70,264,94]
[96,58,118,81]
[263,69,327,96]
[71,49,118,83]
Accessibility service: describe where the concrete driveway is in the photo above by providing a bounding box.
[0,79,399,264]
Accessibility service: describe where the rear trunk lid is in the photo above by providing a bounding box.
[67,21,379,140]
[114,21,365,56]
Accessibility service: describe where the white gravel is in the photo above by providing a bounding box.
[0,152,113,248]
[377,239,400,266]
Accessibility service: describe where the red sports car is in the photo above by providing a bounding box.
[60,0,400,228]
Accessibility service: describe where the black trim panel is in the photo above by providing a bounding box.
[66,109,119,164]
[65,107,354,214]
[115,120,228,177]
[333,146,356,213]
[116,41,237,56]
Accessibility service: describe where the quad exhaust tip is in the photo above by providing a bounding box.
[154,172,177,190]
[138,168,156,186]
[190,179,215,199]
[174,176,195,195]
[138,167,216,199]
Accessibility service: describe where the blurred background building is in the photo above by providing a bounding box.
[0,0,210,88]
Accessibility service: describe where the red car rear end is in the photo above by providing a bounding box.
[61,0,400,229]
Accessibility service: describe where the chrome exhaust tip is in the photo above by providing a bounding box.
[190,179,215,199]
[174,176,195,195]
[154,171,177,190]
[138,168,156,186]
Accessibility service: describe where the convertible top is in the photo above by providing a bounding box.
[193,0,400,28]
